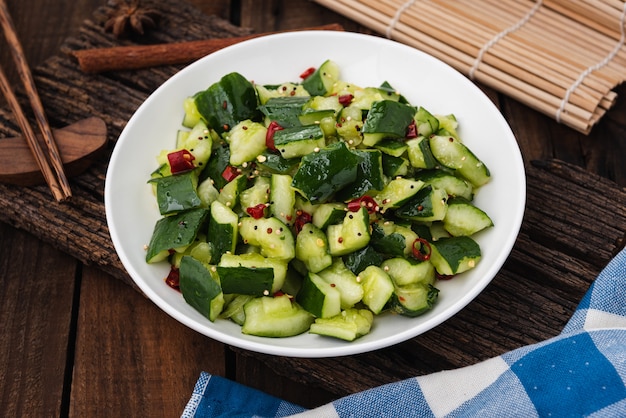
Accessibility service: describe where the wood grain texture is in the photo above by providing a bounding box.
[0,223,78,417]
[69,267,229,417]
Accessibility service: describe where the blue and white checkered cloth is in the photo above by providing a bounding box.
[182,246,626,417]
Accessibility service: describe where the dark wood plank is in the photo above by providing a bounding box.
[0,223,78,417]
[69,266,228,417]
[239,0,368,32]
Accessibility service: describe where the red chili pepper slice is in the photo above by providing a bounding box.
[265,121,283,151]
[294,210,312,234]
[165,267,180,291]
[221,165,239,182]
[167,149,195,174]
[338,94,353,106]
[246,203,267,219]
[299,67,316,79]
[411,238,432,261]
[347,196,379,214]
[406,120,418,139]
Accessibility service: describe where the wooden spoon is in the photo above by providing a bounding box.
[0,116,107,186]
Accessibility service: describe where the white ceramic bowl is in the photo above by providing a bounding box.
[105,31,525,358]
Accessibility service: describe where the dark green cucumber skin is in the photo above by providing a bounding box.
[296,274,325,318]
[395,185,440,219]
[259,96,309,127]
[199,144,230,189]
[273,125,324,148]
[291,141,360,203]
[194,72,262,135]
[381,153,409,177]
[216,266,274,296]
[362,100,416,137]
[335,149,385,201]
[179,255,222,319]
[256,151,300,175]
[207,210,236,265]
[432,236,481,273]
[146,208,209,263]
[370,223,407,257]
[343,245,385,275]
[149,171,202,215]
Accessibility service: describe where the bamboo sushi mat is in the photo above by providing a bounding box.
[313,0,626,134]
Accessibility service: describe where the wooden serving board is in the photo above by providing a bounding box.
[0,1,625,387]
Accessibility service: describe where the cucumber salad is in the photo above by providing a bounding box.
[145,60,493,342]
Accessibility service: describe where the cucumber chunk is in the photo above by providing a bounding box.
[270,174,296,227]
[316,258,364,309]
[291,141,359,204]
[415,169,474,200]
[381,257,435,287]
[362,100,416,146]
[216,265,274,296]
[242,295,314,337]
[179,255,224,322]
[207,200,239,264]
[149,171,202,215]
[302,59,340,96]
[312,202,346,230]
[194,72,261,134]
[430,134,491,187]
[390,283,439,317]
[359,265,395,314]
[443,197,494,236]
[146,208,209,263]
[327,206,371,256]
[218,252,287,294]
[239,217,295,261]
[395,185,448,223]
[296,272,342,318]
[219,294,254,325]
[295,223,332,273]
[226,119,267,165]
[430,236,481,276]
[375,177,425,212]
[406,136,437,169]
[309,308,374,341]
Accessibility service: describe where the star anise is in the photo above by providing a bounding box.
[104,0,161,38]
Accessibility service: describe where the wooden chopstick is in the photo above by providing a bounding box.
[0,0,71,200]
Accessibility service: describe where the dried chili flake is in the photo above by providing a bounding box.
[299,67,316,79]
[347,196,379,214]
[411,238,432,261]
[221,165,239,182]
[294,210,312,234]
[167,149,195,174]
[406,120,418,139]
[338,94,353,106]
[266,121,283,151]
[165,267,180,291]
[246,203,267,219]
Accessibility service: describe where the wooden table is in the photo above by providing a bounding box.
[1,1,625,416]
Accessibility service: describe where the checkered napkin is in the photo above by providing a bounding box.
[181,247,626,418]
